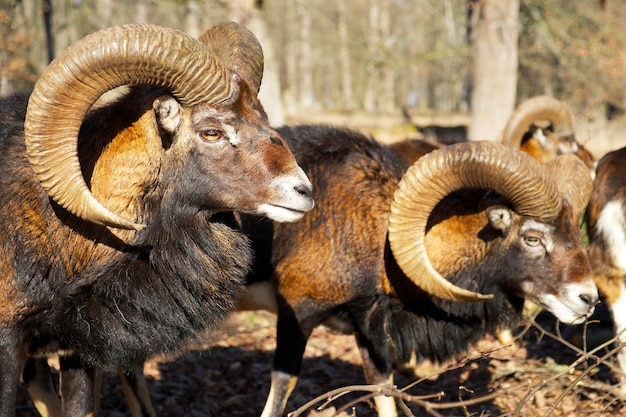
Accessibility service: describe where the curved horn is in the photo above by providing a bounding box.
[25,23,241,230]
[198,21,264,94]
[501,95,575,148]
[388,141,562,302]
[545,154,593,215]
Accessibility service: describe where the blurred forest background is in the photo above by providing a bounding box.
[1,0,625,155]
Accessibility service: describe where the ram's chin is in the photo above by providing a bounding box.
[257,204,308,223]
[533,292,594,325]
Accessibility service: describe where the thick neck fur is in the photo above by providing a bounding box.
[381,240,523,365]
[43,209,250,372]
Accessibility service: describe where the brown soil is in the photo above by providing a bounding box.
[15,303,626,417]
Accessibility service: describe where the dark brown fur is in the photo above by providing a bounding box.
[387,138,440,165]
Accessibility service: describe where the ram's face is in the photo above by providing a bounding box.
[156,80,314,223]
[490,205,599,324]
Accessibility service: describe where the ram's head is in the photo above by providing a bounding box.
[24,22,313,234]
[389,141,598,324]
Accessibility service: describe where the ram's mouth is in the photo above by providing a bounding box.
[257,203,312,223]
[532,293,596,325]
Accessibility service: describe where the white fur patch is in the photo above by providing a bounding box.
[372,374,398,417]
[224,125,240,146]
[260,372,298,417]
[609,282,626,391]
[257,170,314,223]
[612,282,626,343]
[520,220,554,236]
[525,280,597,325]
[533,128,548,147]
[596,200,626,273]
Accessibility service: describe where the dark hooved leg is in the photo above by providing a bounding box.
[355,332,397,417]
[0,332,26,417]
[22,358,62,417]
[260,307,315,417]
[118,366,157,417]
[58,355,95,416]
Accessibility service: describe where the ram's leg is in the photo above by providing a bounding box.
[93,371,103,417]
[609,280,626,395]
[58,355,95,416]
[22,358,62,417]
[0,332,25,417]
[355,333,397,417]
[118,366,157,417]
[260,308,313,417]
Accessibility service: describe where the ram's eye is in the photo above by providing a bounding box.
[199,129,223,142]
[523,236,541,247]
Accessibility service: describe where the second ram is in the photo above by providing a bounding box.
[239,124,598,417]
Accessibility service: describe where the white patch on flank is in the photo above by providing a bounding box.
[596,200,626,273]
[612,282,626,344]
[609,281,626,393]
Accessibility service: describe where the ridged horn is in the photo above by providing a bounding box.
[545,154,593,215]
[388,141,562,302]
[24,23,244,230]
[501,95,575,148]
[198,21,264,94]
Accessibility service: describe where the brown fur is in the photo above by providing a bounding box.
[388,138,440,165]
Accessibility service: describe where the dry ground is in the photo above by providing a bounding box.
[15,303,626,417]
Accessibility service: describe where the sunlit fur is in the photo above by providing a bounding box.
[387,138,440,165]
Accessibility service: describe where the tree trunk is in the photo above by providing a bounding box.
[363,1,381,113]
[380,0,394,114]
[468,0,520,141]
[98,0,113,28]
[337,0,355,110]
[135,0,148,24]
[228,0,285,125]
[42,0,54,62]
[297,0,314,110]
[184,1,201,39]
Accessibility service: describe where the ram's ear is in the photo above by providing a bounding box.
[153,95,181,145]
[487,206,512,236]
